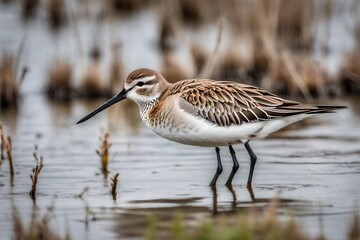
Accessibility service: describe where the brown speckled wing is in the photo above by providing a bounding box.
[168,79,325,127]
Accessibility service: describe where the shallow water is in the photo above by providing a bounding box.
[1,1,360,240]
[1,94,360,240]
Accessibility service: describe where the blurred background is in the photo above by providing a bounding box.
[0,0,360,240]
[1,0,360,103]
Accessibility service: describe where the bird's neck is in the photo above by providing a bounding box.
[138,98,159,120]
[138,84,171,125]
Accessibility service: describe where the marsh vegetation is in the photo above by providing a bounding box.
[0,0,360,239]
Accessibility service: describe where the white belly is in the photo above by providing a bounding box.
[145,110,311,147]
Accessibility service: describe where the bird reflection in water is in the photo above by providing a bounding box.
[210,185,256,215]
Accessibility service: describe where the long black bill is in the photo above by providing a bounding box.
[76,88,127,124]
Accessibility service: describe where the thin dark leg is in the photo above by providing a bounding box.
[210,147,223,186]
[225,145,239,186]
[245,141,257,188]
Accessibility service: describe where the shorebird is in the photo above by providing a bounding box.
[77,68,346,187]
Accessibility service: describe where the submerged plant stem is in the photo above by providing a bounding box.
[110,172,119,197]
[0,121,14,176]
[96,132,111,174]
[29,146,44,199]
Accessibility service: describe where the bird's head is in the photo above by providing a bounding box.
[77,68,170,124]
[124,68,170,103]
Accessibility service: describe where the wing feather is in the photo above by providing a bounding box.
[167,79,336,127]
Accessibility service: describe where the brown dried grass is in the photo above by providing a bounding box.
[348,212,360,240]
[178,0,205,24]
[277,0,314,50]
[0,121,14,176]
[226,0,279,35]
[190,44,207,75]
[0,52,27,108]
[79,64,112,98]
[96,132,111,174]
[198,18,223,79]
[46,0,66,29]
[340,47,360,94]
[247,33,275,83]
[216,49,247,81]
[159,13,177,52]
[161,53,189,83]
[46,58,73,100]
[29,145,44,199]
[269,52,324,100]
[110,172,119,200]
[0,53,17,108]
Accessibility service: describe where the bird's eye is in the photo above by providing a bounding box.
[137,81,145,87]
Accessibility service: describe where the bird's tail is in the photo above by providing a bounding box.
[309,105,348,114]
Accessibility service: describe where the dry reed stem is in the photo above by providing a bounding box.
[0,37,27,108]
[281,52,313,101]
[75,187,89,199]
[302,61,326,97]
[96,132,111,173]
[251,0,269,34]
[268,0,281,39]
[190,43,207,75]
[14,34,27,82]
[0,121,14,176]
[277,0,314,50]
[158,1,180,52]
[64,0,84,59]
[110,172,119,195]
[109,43,124,90]
[249,33,276,80]
[29,146,44,198]
[1,135,4,161]
[159,15,176,52]
[0,53,17,107]
[199,18,224,79]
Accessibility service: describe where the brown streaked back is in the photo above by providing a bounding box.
[167,79,344,127]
